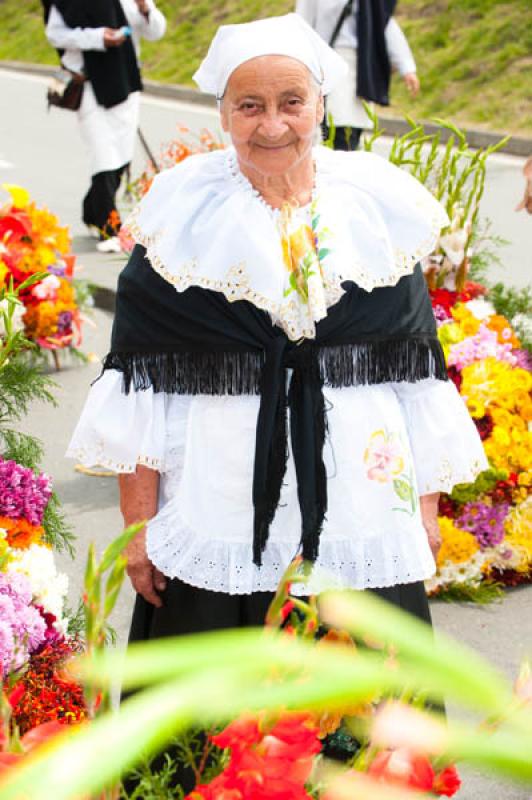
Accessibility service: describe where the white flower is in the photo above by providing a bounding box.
[465,298,496,320]
[0,298,25,338]
[7,544,69,632]
[31,274,61,301]
[439,228,468,267]
[512,313,532,340]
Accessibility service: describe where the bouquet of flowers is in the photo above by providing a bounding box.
[0,184,88,363]
[0,456,69,676]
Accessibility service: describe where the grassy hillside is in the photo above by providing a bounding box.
[2,0,531,135]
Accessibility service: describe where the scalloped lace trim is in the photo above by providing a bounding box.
[125,151,447,343]
[65,444,163,474]
[146,506,436,596]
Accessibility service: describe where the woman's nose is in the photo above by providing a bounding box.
[259,112,289,138]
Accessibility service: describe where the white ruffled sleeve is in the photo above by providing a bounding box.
[66,370,184,473]
[392,378,489,495]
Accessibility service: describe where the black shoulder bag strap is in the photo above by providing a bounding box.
[328,0,355,47]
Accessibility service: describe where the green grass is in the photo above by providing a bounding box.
[2,0,531,135]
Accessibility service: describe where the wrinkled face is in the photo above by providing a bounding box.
[220,55,324,178]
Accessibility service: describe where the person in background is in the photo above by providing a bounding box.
[43,0,166,253]
[296,0,419,150]
[516,156,532,214]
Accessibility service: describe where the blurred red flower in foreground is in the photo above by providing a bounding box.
[188,711,321,800]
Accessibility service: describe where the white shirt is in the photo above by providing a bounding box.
[67,148,487,596]
[45,0,166,75]
[295,0,416,76]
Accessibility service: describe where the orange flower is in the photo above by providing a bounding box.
[485,314,521,347]
[0,516,44,549]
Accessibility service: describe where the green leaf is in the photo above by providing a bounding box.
[393,478,412,502]
[319,591,512,717]
[99,522,143,575]
[318,248,331,261]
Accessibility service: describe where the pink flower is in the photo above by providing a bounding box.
[364,430,404,483]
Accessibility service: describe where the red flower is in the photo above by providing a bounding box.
[461,281,487,300]
[433,764,461,796]
[430,289,459,317]
[447,366,463,392]
[211,716,262,752]
[0,721,66,776]
[191,712,320,800]
[368,748,435,791]
[474,413,494,442]
[7,684,25,710]
[438,496,458,518]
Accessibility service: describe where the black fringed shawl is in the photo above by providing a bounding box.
[103,244,447,567]
[42,0,142,108]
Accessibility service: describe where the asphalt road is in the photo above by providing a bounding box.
[1,68,531,799]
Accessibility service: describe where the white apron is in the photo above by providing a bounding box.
[78,83,140,176]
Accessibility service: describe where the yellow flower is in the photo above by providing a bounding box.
[504,497,532,571]
[2,183,30,208]
[437,517,479,567]
[451,304,481,337]
[465,396,486,419]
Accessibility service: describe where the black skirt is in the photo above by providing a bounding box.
[128,578,432,643]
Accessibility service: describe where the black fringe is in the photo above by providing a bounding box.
[318,337,448,387]
[102,337,448,396]
[102,350,265,396]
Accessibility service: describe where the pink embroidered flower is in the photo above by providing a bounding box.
[363,430,405,483]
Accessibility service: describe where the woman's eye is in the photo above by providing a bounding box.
[239,103,260,114]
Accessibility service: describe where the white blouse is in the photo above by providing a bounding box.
[67,147,488,595]
[68,374,487,595]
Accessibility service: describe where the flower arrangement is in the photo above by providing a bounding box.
[0,184,89,363]
[426,286,531,600]
[0,456,69,678]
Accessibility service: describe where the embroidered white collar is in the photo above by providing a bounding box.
[127,146,449,341]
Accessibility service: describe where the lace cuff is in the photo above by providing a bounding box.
[66,370,185,473]
[392,378,488,495]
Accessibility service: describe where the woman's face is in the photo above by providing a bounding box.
[220,56,324,178]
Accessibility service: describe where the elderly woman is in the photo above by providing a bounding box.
[69,14,486,646]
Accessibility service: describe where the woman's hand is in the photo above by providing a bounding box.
[119,466,166,607]
[104,28,127,48]
[420,493,441,561]
[125,527,167,608]
[403,72,420,97]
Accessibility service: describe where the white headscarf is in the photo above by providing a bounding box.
[193,13,348,99]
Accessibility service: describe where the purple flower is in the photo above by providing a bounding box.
[512,349,532,370]
[0,620,16,675]
[0,457,52,526]
[0,571,47,676]
[458,501,510,549]
[57,310,73,334]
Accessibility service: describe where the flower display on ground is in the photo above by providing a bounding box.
[0,184,90,360]
[426,287,532,600]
